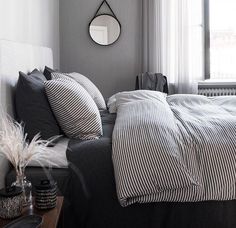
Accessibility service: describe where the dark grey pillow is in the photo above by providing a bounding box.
[43,66,55,80]
[15,70,61,141]
[30,68,46,80]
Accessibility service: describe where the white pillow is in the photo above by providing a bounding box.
[65,72,106,110]
[107,90,167,113]
[44,77,103,140]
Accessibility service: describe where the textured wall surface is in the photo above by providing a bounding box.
[60,0,142,98]
[0,0,60,68]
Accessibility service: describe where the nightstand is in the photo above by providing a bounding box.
[0,196,64,228]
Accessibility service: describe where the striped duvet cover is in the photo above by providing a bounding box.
[109,91,236,207]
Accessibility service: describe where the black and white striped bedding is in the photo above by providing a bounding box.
[45,74,103,140]
[109,91,236,207]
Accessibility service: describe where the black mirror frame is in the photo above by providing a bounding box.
[88,13,122,46]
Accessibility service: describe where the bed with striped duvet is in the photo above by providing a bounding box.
[109,91,236,207]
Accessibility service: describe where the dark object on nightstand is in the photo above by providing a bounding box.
[0,197,64,228]
[3,214,43,228]
[0,186,23,219]
[6,167,70,196]
[35,180,57,210]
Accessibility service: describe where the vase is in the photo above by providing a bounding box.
[11,172,32,207]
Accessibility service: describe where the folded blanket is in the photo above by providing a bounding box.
[109,92,236,207]
[135,72,168,94]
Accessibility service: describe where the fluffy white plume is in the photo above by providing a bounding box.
[0,114,60,176]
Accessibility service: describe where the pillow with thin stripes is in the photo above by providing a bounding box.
[51,72,75,82]
[64,72,106,110]
[44,78,103,140]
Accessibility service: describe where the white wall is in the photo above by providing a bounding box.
[0,0,60,68]
[60,0,142,98]
[0,0,60,188]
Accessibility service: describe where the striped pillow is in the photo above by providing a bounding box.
[66,72,106,110]
[51,72,74,82]
[51,72,106,110]
[44,77,103,140]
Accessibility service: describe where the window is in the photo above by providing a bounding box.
[205,0,236,80]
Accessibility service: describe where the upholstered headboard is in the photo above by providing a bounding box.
[0,40,54,188]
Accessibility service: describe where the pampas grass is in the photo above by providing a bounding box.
[0,113,60,176]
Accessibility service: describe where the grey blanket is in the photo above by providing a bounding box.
[110,91,236,207]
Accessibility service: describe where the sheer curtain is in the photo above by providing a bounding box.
[142,0,204,94]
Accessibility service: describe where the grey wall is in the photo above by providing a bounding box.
[60,0,142,98]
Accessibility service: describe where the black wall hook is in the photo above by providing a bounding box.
[93,0,118,20]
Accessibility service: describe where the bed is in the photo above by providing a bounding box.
[2,40,236,228]
[64,97,236,228]
[6,109,236,228]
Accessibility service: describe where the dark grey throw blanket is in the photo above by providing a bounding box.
[135,72,168,93]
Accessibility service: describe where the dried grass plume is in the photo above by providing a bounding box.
[0,113,59,176]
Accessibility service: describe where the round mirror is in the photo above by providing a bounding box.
[89,14,121,46]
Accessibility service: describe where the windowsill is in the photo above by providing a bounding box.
[198,79,236,88]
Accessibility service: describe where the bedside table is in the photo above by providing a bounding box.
[0,196,64,228]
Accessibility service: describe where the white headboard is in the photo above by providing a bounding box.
[0,40,54,188]
[0,40,53,117]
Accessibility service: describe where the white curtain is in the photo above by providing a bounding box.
[142,0,204,94]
